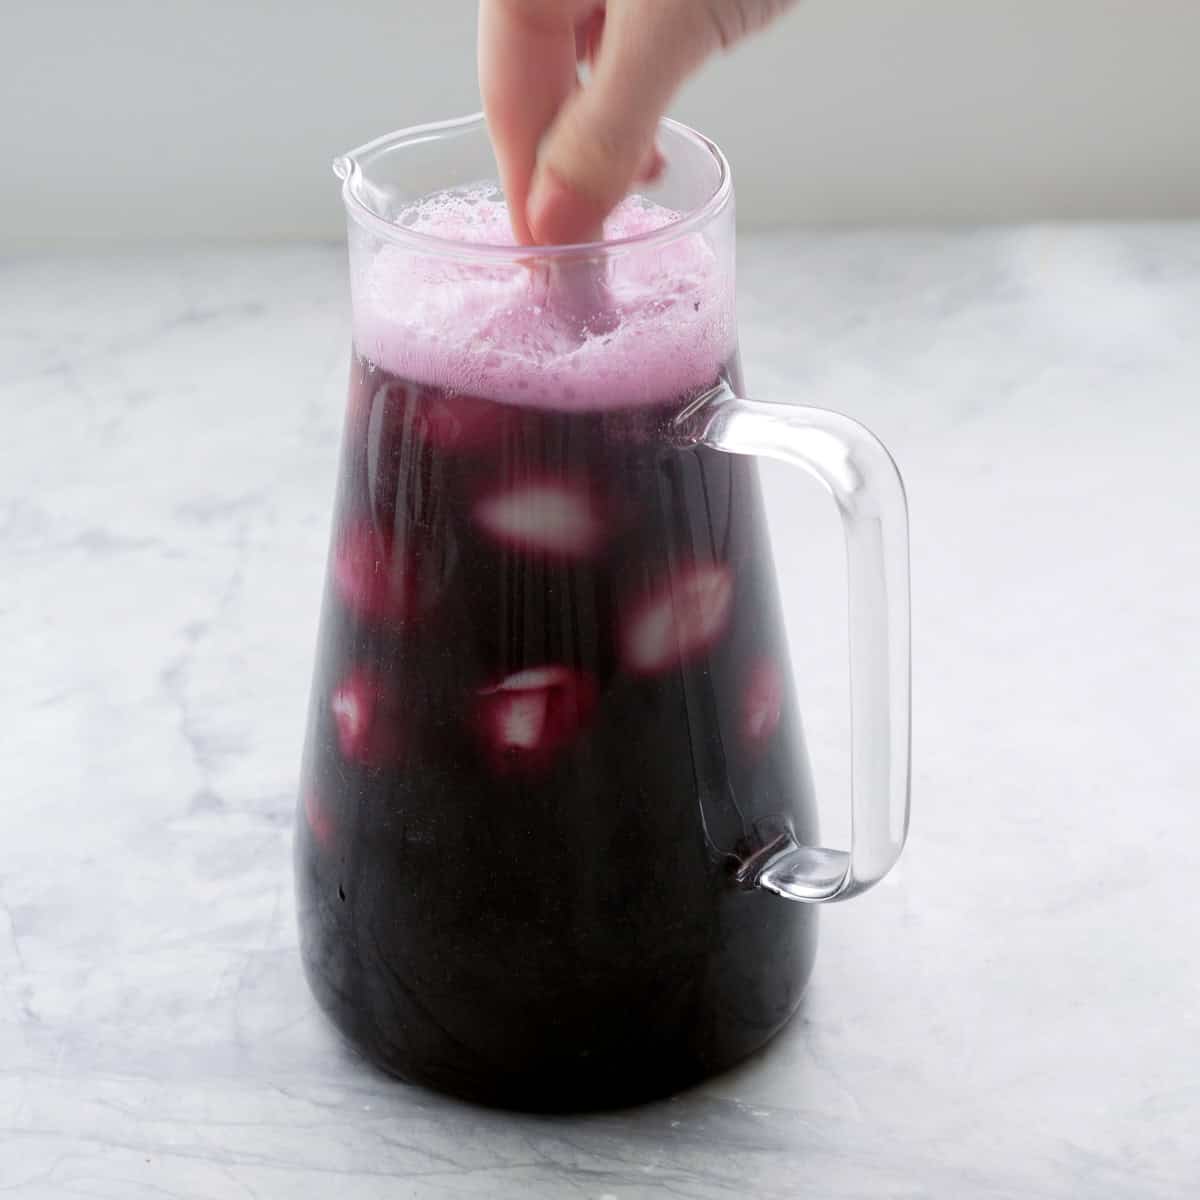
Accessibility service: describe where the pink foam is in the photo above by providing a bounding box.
[350,189,734,411]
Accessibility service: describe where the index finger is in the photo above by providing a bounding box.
[478,0,594,244]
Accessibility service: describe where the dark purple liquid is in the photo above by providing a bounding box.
[296,354,818,1109]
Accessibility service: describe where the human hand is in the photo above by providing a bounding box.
[478,0,794,245]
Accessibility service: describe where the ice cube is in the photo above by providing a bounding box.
[303,788,334,849]
[331,666,404,767]
[474,479,605,558]
[332,521,414,624]
[741,656,784,753]
[620,563,734,675]
[475,665,597,771]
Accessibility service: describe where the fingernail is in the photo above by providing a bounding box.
[527,168,605,246]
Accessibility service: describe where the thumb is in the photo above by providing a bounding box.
[527,0,719,244]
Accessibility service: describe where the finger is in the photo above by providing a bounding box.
[707,0,800,48]
[478,0,594,244]
[526,0,721,244]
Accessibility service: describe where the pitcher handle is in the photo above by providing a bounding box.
[678,386,911,902]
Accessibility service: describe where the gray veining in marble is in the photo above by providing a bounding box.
[2,227,1198,1198]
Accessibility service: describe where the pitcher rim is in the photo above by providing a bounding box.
[334,112,733,262]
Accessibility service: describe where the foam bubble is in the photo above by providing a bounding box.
[351,189,734,411]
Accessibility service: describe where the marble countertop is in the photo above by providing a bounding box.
[2,226,1198,1198]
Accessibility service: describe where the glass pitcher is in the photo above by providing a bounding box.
[296,114,910,1110]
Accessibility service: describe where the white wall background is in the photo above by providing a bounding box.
[2,0,1198,242]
